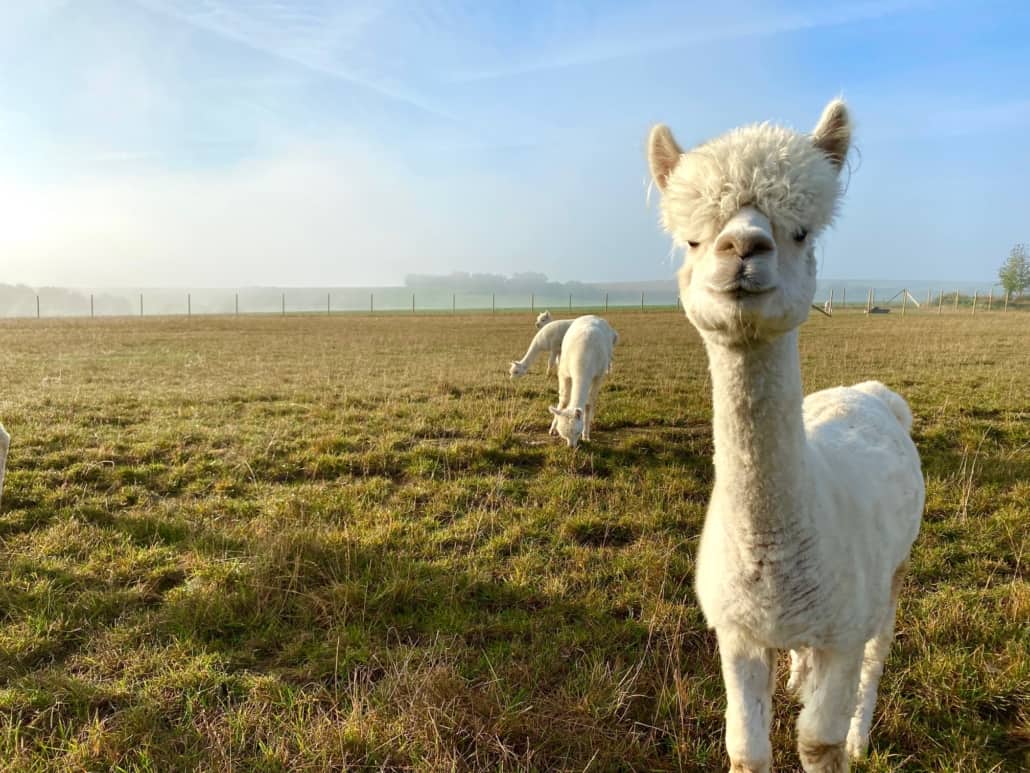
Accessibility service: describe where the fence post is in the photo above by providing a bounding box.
[492,293,495,314]
[452,293,456,313]
[938,290,943,314]
[954,291,959,312]
[188,293,191,318]
[90,294,94,318]
[901,290,907,317]
[841,287,846,309]
[281,293,285,316]
[866,288,872,314]
[235,292,239,316]
[327,293,331,316]
[972,291,977,314]
[370,293,374,314]
[604,292,608,313]
[568,293,572,313]
[36,295,40,319]
[987,289,993,312]
[1004,290,1010,312]
[640,291,644,311]
[140,293,144,317]
[531,293,534,313]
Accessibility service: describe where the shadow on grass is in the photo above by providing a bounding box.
[3,523,727,770]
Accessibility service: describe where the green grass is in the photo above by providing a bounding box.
[0,310,1027,771]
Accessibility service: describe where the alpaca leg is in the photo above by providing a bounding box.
[847,564,906,759]
[585,387,601,441]
[547,351,558,376]
[796,647,864,772]
[0,423,8,507]
[583,380,602,442]
[788,647,812,694]
[717,630,774,773]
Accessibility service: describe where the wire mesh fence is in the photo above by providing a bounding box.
[0,284,1018,319]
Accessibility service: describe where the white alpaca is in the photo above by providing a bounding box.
[648,100,923,772]
[535,310,553,329]
[509,319,574,378]
[0,423,9,507]
[547,315,617,447]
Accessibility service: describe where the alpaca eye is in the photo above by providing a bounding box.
[687,241,700,249]
[793,228,809,243]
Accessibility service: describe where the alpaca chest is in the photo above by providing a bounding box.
[696,528,841,647]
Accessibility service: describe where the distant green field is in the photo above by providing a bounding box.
[1,310,1027,771]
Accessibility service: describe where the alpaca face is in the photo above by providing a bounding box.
[536,311,553,329]
[677,202,819,345]
[548,406,584,448]
[509,360,528,379]
[649,100,851,346]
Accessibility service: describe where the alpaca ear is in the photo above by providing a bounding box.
[648,124,683,192]
[573,408,583,419]
[548,405,560,416]
[812,98,851,170]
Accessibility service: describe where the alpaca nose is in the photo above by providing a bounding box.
[715,230,775,260]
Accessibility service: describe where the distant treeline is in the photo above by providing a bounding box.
[404,271,596,295]
[0,284,133,317]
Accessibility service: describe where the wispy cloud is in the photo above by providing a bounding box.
[450,0,930,82]
[857,96,1030,143]
[81,150,161,164]
[134,0,454,118]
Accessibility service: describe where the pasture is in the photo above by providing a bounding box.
[0,310,1027,771]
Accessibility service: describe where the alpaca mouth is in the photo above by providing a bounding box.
[708,279,777,297]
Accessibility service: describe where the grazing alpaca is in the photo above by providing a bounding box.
[648,99,924,772]
[536,310,553,329]
[547,315,617,447]
[509,319,574,378]
[0,423,9,507]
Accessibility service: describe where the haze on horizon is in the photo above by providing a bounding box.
[2,1,1028,289]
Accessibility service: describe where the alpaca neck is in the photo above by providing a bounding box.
[516,332,549,367]
[705,331,809,536]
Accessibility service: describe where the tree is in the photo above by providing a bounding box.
[998,243,1030,297]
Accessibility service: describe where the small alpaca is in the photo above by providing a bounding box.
[648,99,923,772]
[0,423,9,507]
[535,310,553,329]
[547,315,618,447]
[510,319,574,378]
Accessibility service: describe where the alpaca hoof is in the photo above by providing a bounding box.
[798,739,848,772]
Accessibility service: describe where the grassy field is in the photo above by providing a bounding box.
[0,309,1027,772]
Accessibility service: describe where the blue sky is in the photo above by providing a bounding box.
[1,0,1028,287]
